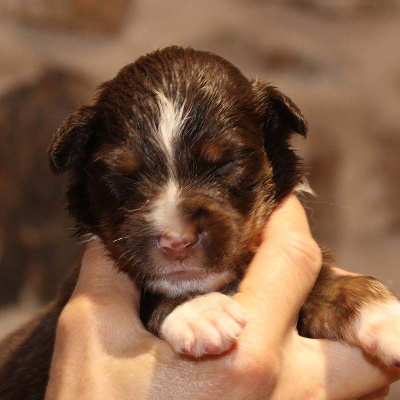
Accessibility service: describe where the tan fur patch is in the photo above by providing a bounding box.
[200,140,230,164]
[93,145,140,174]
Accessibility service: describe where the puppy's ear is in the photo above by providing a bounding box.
[252,79,307,200]
[48,106,95,174]
[252,79,307,139]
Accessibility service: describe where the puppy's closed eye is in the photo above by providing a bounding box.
[90,162,139,206]
[93,145,142,175]
[214,160,236,175]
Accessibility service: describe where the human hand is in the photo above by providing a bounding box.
[45,195,398,400]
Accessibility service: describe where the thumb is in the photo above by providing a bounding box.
[71,239,143,326]
[236,195,322,346]
[73,239,139,305]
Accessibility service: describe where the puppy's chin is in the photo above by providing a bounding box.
[146,270,234,297]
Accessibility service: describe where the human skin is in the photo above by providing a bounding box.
[45,196,398,400]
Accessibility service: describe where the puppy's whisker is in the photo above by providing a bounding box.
[112,236,129,243]
[119,199,150,214]
[75,234,97,246]
[115,250,131,266]
[120,253,136,270]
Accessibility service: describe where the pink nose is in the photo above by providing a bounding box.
[157,233,198,260]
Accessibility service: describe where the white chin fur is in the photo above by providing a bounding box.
[147,270,233,297]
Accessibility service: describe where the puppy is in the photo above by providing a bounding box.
[1,46,399,399]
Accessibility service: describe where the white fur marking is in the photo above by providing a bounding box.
[357,301,400,366]
[156,91,187,157]
[294,178,315,196]
[149,180,182,233]
[147,270,232,297]
[161,292,247,357]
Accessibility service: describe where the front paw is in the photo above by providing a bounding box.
[160,293,247,357]
[357,301,400,367]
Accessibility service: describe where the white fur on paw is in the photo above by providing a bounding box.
[357,301,400,366]
[160,293,247,357]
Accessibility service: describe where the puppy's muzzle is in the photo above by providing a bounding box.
[157,231,200,261]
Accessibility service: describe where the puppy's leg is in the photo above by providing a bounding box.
[0,267,78,400]
[299,262,400,367]
[143,292,247,357]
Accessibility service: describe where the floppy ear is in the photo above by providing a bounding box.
[252,79,307,139]
[252,79,308,200]
[48,106,96,174]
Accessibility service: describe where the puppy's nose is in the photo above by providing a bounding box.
[157,233,198,260]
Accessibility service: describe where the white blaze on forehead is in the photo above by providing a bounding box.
[156,91,187,157]
[150,179,182,233]
[149,92,188,232]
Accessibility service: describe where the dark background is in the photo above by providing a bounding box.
[0,0,399,397]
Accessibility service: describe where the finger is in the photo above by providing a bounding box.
[62,239,149,345]
[318,340,397,400]
[73,239,140,308]
[330,265,360,277]
[71,239,142,322]
[235,195,322,345]
[284,336,399,400]
[359,385,390,400]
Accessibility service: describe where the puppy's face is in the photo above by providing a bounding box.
[49,47,307,297]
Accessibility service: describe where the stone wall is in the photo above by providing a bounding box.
[0,0,132,34]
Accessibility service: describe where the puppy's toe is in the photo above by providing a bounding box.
[160,293,247,357]
[357,301,400,367]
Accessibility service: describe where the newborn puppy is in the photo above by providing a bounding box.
[1,46,399,399]
[48,46,400,359]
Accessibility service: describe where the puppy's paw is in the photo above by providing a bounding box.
[357,301,400,367]
[160,293,247,357]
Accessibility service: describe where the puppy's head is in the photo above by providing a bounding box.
[49,46,307,297]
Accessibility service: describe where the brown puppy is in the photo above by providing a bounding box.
[1,46,399,400]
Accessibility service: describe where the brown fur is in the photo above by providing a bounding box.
[0,46,397,400]
[300,263,397,345]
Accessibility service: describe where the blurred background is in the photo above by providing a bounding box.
[0,0,399,396]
